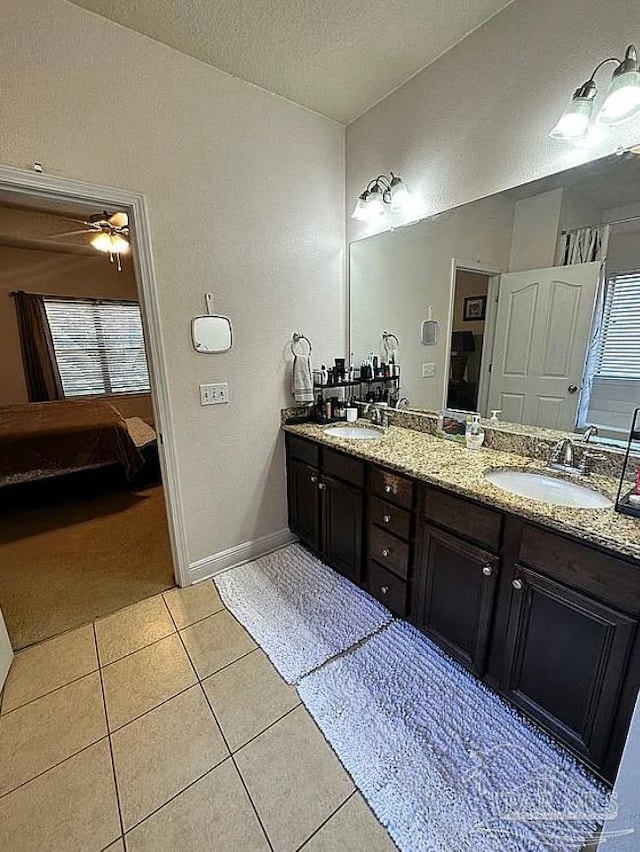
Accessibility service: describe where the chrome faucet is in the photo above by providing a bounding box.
[394,397,410,410]
[582,425,598,443]
[548,437,604,477]
[363,402,391,429]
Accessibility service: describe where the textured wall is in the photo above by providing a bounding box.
[0,0,344,565]
[346,0,640,243]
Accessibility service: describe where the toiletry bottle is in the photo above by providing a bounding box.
[466,415,485,450]
[489,410,502,426]
[316,393,325,423]
[320,364,328,386]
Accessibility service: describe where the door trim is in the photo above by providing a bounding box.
[0,164,190,587]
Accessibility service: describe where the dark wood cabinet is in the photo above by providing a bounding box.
[285,430,640,781]
[501,564,636,768]
[322,475,363,583]
[416,524,498,676]
[287,457,321,551]
[286,436,364,582]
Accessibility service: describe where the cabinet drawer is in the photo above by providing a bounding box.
[286,434,319,468]
[368,526,409,580]
[519,524,640,615]
[370,496,411,541]
[323,447,364,488]
[370,467,413,510]
[368,561,408,616]
[423,487,502,552]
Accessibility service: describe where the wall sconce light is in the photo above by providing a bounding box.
[551,44,640,140]
[351,172,414,221]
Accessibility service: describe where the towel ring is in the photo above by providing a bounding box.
[291,333,312,356]
[381,331,399,357]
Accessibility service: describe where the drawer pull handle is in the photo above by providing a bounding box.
[380,585,389,595]
[383,514,391,524]
[482,565,493,577]
[512,578,523,590]
[381,548,391,558]
[310,475,317,483]
[318,482,326,491]
[384,484,394,494]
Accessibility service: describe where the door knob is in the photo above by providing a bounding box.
[512,578,523,590]
[384,484,393,494]
[381,548,390,558]
[482,565,493,577]
[567,385,579,394]
[318,482,326,490]
[380,585,389,595]
[383,514,391,524]
[310,475,317,483]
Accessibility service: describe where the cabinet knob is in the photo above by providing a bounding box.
[512,578,523,590]
[380,585,389,595]
[382,514,391,524]
[381,548,390,558]
[482,565,493,577]
[384,484,393,494]
[310,475,317,483]
[318,482,326,490]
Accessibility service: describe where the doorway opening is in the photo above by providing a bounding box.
[446,268,495,413]
[0,174,183,649]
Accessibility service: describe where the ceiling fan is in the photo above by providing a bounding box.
[45,210,130,271]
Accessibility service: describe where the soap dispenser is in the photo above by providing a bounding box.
[489,410,502,427]
[466,415,485,450]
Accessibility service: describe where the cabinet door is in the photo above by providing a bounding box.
[322,475,363,583]
[287,458,321,551]
[417,524,498,676]
[502,565,635,768]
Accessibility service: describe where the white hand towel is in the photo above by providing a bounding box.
[292,355,314,404]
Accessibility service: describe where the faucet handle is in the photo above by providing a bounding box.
[579,450,606,476]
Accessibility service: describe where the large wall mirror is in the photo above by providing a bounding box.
[349,151,640,441]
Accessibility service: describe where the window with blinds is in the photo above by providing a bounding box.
[596,271,640,379]
[44,298,151,397]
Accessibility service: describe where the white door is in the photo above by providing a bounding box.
[0,605,13,690]
[487,262,600,430]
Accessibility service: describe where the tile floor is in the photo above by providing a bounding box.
[0,581,397,852]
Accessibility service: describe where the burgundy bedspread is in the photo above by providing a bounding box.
[0,399,144,481]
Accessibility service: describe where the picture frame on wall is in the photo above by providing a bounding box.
[463,295,487,322]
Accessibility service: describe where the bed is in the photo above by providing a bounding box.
[0,399,149,486]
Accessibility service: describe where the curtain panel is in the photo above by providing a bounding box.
[11,290,64,402]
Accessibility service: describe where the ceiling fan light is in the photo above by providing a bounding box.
[110,234,130,254]
[597,69,640,125]
[549,96,594,139]
[91,232,114,253]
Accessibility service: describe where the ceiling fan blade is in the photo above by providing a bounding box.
[43,229,93,238]
[108,211,128,228]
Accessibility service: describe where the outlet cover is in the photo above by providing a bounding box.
[199,382,230,405]
[421,363,436,378]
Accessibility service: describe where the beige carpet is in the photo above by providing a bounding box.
[0,485,175,649]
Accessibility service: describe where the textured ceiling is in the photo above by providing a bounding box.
[69,0,513,123]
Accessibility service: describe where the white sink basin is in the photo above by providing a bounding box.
[323,424,383,440]
[485,470,613,509]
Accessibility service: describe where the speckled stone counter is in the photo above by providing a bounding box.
[284,421,640,563]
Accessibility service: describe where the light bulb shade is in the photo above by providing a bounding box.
[351,193,370,221]
[549,96,593,139]
[91,231,129,254]
[366,185,385,217]
[597,69,640,125]
[389,176,411,212]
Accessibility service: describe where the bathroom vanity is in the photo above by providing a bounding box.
[284,424,640,784]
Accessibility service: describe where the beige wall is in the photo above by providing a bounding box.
[0,0,344,565]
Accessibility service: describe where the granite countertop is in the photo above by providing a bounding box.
[284,421,640,563]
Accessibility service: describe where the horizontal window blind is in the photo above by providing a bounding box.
[596,271,640,380]
[44,298,150,397]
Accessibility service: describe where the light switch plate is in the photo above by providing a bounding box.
[200,382,230,405]
[422,363,436,378]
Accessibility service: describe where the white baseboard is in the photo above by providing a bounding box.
[188,528,297,584]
